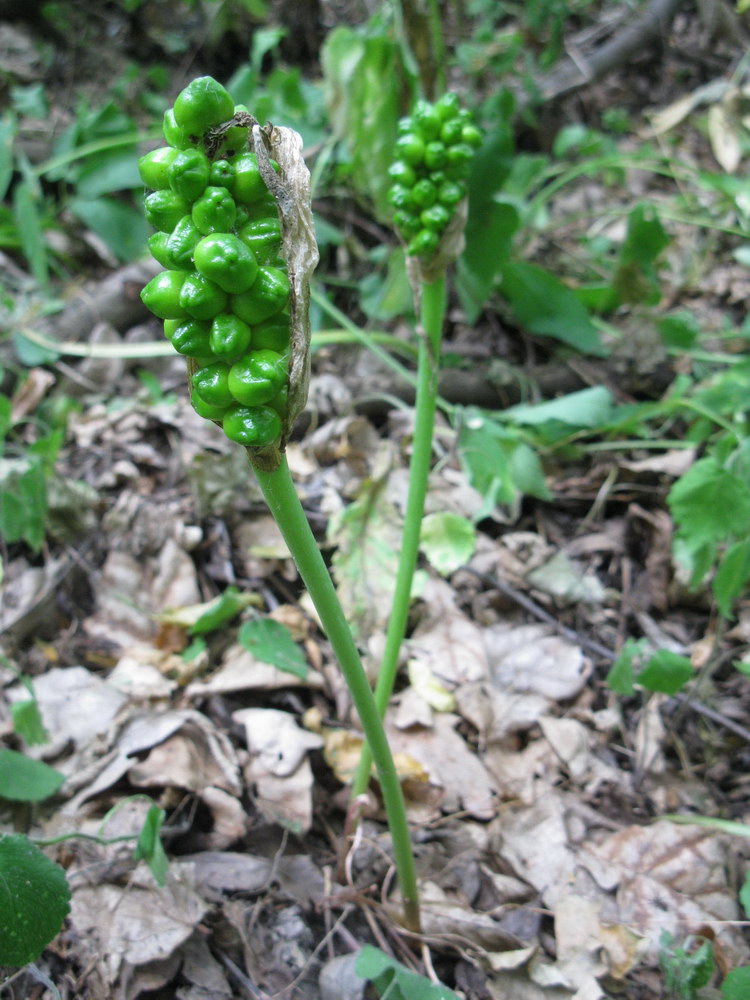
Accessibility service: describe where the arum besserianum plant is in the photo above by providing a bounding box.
[351,95,483,799]
[139,76,421,932]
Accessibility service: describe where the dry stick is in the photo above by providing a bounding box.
[525,0,684,108]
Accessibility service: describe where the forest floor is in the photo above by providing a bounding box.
[2,2,750,998]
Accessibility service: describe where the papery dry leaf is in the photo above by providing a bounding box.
[8,665,126,756]
[408,577,488,687]
[708,101,742,173]
[456,682,548,741]
[411,879,523,953]
[244,755,317,833]
[586,821,748,963]
[485,623,588,702]
[497,793,578,907]
[69,863,207,980]
[386,713,497,819]
[127,716,241,795]
[179,934,233,998]
[198,786,248,849]
[233,708,324,777]
[186,642,324,697]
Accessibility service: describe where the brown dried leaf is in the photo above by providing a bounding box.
[586,820,749,964]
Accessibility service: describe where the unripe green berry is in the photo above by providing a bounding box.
[192,187,238,235]
[170,319,213,357]
[173,76,235,135]
[144,190,191,231]
[193,233,258,294]
[395,133,425,167]
[179,272,229,320]
[210,313,253,359]
[223,404,282,446]
[141,270,189,319]
[387,161,417,188]
[411,178,437,209]
[232,266,290,325]
[228,349,287,406]
[192,361,234,407]
[139,147,180,190]
[167,148,211,201]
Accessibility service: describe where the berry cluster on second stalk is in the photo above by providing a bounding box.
[139,76,291,448]
[388,94,482,260]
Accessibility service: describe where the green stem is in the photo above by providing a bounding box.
[351,275,447,799]
[252,454,421,933]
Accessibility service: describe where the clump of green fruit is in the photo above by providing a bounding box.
[388,94,482,260]
[140,76,291,448]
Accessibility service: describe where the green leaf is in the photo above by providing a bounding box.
[658,310,700,350]
[606,638,648,695]
[0,833,71,966]
[355,946,460,1000]
[238,619,308,679]
[457,201,519,323]
[0,458,49,550]
[133,805,169,887]
[714,539,750,618]
[457,415,521,518]
[420,512,476,576]
[740,870,750,919]
[506,386,614,429]
[11,698,49,746]
[723,966,750,999]
[75,149,141,199]
[668,458,750,584]
[499,260,606,356]
[321,27,405,218]
[0,749,65,802]
[613,203,670,306]
[637,650,693,695]
[68,197,148,262]
[0,114,16,202]
[13,179,48,286]
[190,586,248,635]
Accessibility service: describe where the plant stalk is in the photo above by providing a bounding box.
[351,275,447,799]
[252,454,421,933]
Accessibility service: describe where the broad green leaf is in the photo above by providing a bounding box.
[508,441,552,499]
[0,833,71,966]
[713,539,750,618]
[75,150,141,198]
[613,203,670,305]
[0,114,15,202]
[499,260,606,356]
[637,650,693,695]
[420,512,476,576]
[668,459,750,580]
[606,644,638,695]
[189,586,250,635]
[0,749,64,802]
[133,805,169,887]
[457,415,520,518]
[457,201,519,323]
[506,386,614,429]
[68,197,148,262]
[238,619,308,679]
[723,967,750,999]
[0,459,48,550]
[13,179,48,286]
[740,870,750,919]
[355,946,459,1000]
[11,698,48,746]
[658,310,700,350]
[321,27,405,218]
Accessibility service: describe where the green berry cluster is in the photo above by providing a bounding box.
[140,76,290,449]
[388,94,482,260]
